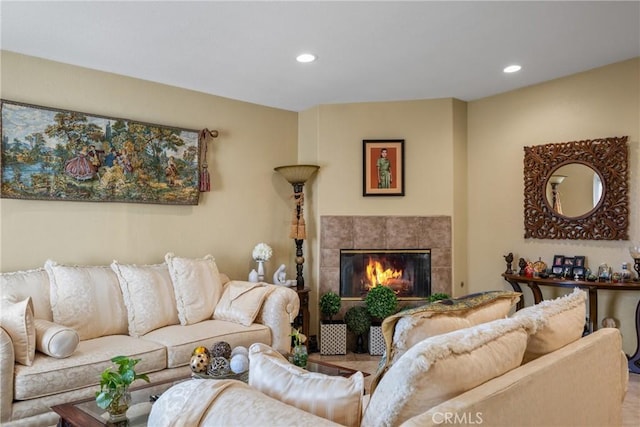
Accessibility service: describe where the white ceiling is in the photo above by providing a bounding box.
[2,1,639,112]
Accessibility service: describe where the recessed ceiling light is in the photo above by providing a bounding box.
[503,65,522,73]
[296,53,316,63]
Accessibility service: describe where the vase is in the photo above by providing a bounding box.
[107,386,130,422]
[292,345,308,368]
[256,260,265,282]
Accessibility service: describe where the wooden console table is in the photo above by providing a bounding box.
[502,273,640,374]
[294,288,310,339]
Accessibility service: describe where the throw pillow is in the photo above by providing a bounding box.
[165,253,223,325]
[248,343,364,427]
[213,281,273,327]
[34,318,79,358]
[512,287,587,362]
[362,317,529,427]
[45,260,128,340]
[1,268,53,321]
[0,297,36,366]
[111,261,180,337]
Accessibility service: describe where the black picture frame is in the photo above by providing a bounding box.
[363,139,405,196]
[553,255,565,266]
[574,256,586,267]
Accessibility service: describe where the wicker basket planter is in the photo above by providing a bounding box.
[320,321,347,355]
[369,324,385,356]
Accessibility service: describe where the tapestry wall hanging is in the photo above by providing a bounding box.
[1,100,202,205]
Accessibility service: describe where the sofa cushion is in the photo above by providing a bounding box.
[213,281,273,327]
[34,319,79,358]
[45,260,128,340]
[0,297,36,366]
[1,268,52,321]
[248,343,364,427]
[111,261,180,337]
[165,253,223,325]
[13,334,166,400]
[362,317,529,427]
[141,319,271,368]
[387,291,522,364]
[512,287,587,362]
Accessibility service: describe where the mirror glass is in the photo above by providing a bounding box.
[545,163,603,218]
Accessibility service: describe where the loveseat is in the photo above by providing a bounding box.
[0,253,300,426]
[149,289,629,427]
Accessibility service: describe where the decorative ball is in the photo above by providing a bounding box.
[210,341,232,359]
[192,346,210,357]
[231,346,248,358]
[208,356,231,376]
[190,353,209,373]
[230,354,250,374]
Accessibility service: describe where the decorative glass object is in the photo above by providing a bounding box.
[292,345,308,368]
[106,386,130,422]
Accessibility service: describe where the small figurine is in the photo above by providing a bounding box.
[504,252,514,275]
[273,264,287,285]
[518,258,527,276]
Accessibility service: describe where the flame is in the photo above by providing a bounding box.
[365,258,403,289]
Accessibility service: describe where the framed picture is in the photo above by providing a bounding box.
[552,255,564,266]
[572,266,586,279]
[363,139,404,196]
[574,256,586,267]
[1,100,201,205]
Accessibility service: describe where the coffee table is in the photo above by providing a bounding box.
[52,361,363,426]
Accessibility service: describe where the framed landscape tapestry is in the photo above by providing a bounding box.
[363,139,405,196]
[1,100,201,205]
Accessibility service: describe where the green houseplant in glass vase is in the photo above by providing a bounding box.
[95,356,149,422]
[290,328,308,368]
[365,285,398,356]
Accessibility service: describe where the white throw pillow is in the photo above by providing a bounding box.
[34,318,79,358]
[362,317,529,427]
[1,268,53,321]
[213,281,273,326]
[512,287,587,362]
[248,343,364,427]
[165,253,223,325]
[111,261,180,337]
[45,260,128,340]
[0,297,36,366]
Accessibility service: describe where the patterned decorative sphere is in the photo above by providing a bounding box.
[231,346,248,358]
[210,341,232,359]
[230,354,249,374]
[190,353,209,373]
[208,356,231,376]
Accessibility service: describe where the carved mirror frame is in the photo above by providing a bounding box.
[523,136,629,240]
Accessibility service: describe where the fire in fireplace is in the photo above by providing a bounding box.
[339,249,431,300]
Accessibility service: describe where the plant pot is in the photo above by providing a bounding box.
[369,325,385,356]
[106,386,130,422]
[320,321,347,355]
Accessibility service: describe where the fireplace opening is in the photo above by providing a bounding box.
[340,249,431,300]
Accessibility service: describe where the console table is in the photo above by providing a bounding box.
[294,288,310,339]
[502,273,640,374]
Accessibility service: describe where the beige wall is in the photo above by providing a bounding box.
[467,58,640,354]
[0,52,298,279]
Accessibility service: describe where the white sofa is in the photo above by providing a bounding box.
[0,254,300,426]
[149,289,629,427]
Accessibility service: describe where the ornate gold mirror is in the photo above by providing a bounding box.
[524,136,628,240]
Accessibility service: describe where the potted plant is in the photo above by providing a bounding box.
[95,355,149,422]
[344,305,371,354]
[427,293,450,303]
[290,327,308,368]
[319,291,347,355]
[365,285,398,355]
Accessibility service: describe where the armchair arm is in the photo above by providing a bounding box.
[255,286,300,353]
[0,327,15,422]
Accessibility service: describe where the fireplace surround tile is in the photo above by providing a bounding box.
[320,215,452,301]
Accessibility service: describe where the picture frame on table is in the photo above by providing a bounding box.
[363,139,405,197]
[574,256,586,267]
[552,255,565,275]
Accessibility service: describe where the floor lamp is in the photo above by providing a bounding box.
[274,164,320,290]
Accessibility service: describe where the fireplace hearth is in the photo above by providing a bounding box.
[340,249,431,300]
